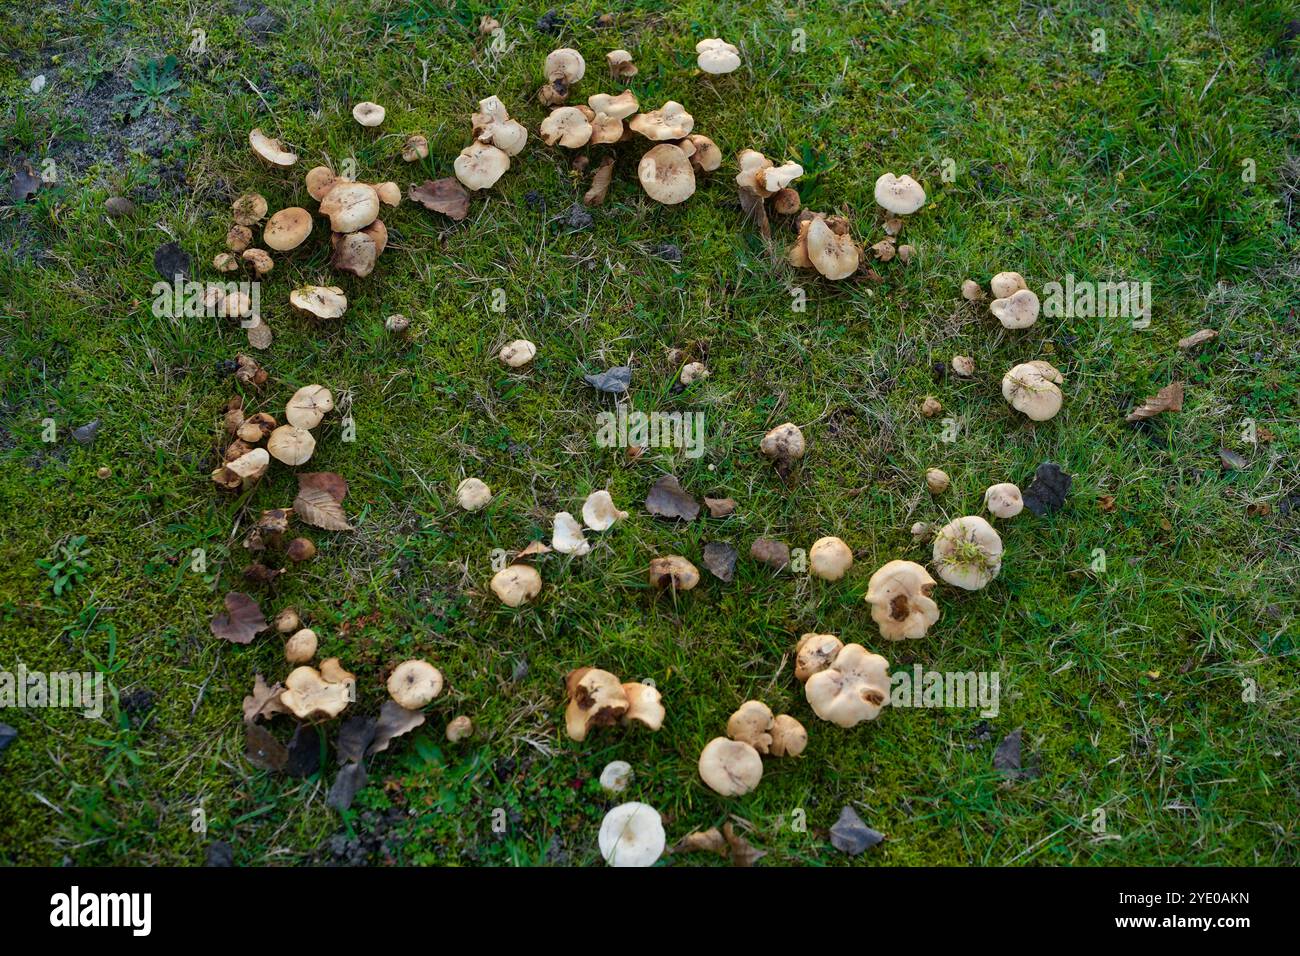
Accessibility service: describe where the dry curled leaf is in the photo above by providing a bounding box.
[672,828,727,855]
[242,674,288,722]
[367,700,426,757]
[722,822,766,867]
[409,178,470,221]
[702,541,737,583]
[244,721,287,771]
[294,474,353,531]
[1125,382,1184,422]
[211,592,267,644]
[298,471,348,502]
[1177,329,1217,351]
[584,156,615,206]
[704,496,737,517]
[645,475,700,521]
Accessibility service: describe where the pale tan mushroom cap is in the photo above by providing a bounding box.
[932,515,1004,590]
[267,425,316,466]
[490,563,541,606]
[806,216,860,280]
[233,192,269,225]
[564,667,628,741]
[290,285,348,320]
[726,700,775,754]
[736,149,775,196]
[552,511,591,555]
[865,560,940,641]
[225,447,270,483]
[985,482,1025,518]
[685,134,722,172]
[598,802,665,868]
[622,682,665,731]
[320,182,380,233]
[991,288,1041,329]
[582,490,627,531]
[769,714,808,757]
[648,555,700,590]
[540,106,593,148]
[589,90,639,120]
[284,628,318,664]
[280,663,352,720]
[285,384,334,429]
[249,128,298,166]
[263,207,313,251]
[809,536,854,581]
[352,101,386,127]
[387,659,444,709]
[545,47,586,84]
[629,101,694,140]
[696,37,741,74]
[762,162,803,193]
[402,135,430,162]
[638,143,696,204]
[990,271,1028,298]
[454,141,511,190]
[698,737,763,796]
[760,422,806,460]
[499,339,537,367]
[446,715,474,742]
[795,632,844,683]
[804,643,891,727]
[456,477,493,512]
[306,166,349,202]
[1002,360,1064,421]
[873,172,926,215]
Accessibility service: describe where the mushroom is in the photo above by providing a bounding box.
[330,231,377,277]
[552,512,592,555]
[242,248,274,276]
[696,37,741,74]
[588,90,639,120]
[679,361,709,384]
[961,279,985,302]
[280,660,354,720]
[762,162,803,194]
[275,607,301,634]
[599,760,633,793]
[564,667,628,741]
[805,216,860,280]
[361,219,388,255]
[456,477,492,511]
[284,628,318,664]
[598,802,665,868]
[267,425,316,466]
[285,385,334,429]
[589,111,624,145]
[804,643,891,727]
[607,49,637,79]
[809,536,853,581]
[920,396,943,418]
[319,182,380,233]
[769,715,808,757]
[622,682,665,731]
[985,482,1025,519]
[539,106,593,148]
[286,537,315,562]
[990,288,1041,329]
[232,192,268,226]
[305,166,347,202]
[402,134,429,162]
[629,101,694,140]
[684,134,722,172]
[472,96,529,155]
[990,271,1027,298]
[387,659,444,709]
[926,468,950,494]
[865,560,940,641]
[222,448,270,489]
[727,700,774,754]
[385,313,410,336]
[648,555,699,591]
[952,355,975,378]
[454,140,511,190]
[637,143,696,204]
[932,516,1003,590]
[1001,360,1064,421]
[213,252,239,273]
[226,224,253,252]
[236,412,276,444]
[352,101,385,127]
[772,188,801,214]
[499,339,537,367]
[794,632,843,682]
[249,128,297,166]
[544,48,586,93]
[372,181,401,206]
[760,422,806,461]
[582,490,627,531]
[698,737,763,796]
[736,149,776,196]
[290,285,347,320]
[490,563,542,606]
[873,172,926,215]
[446,715,473,742]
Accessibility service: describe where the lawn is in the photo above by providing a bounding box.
[0,0,1296,867]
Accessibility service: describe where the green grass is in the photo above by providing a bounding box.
[0,0,1297,866]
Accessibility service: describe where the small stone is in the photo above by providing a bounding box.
[72,420,100,444]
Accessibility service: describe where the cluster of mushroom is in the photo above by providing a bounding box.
[698,700,806,797]
[794,634,891,728]
[209,189,278,347]
[564,668,664,741]
[865,172,926,266]
[212,383,335,490]
[304,164,399,278]
[455,95,528,191]
[963,271,1041,330]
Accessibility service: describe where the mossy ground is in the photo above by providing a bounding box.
[0,0,1297,866]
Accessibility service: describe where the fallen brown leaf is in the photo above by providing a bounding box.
[645,475,700,521]
[367,700,426,757]
[672,828,727,855]
[704,496,737,517]
[298,472,348,502]
[583,156,615,206]
[1125,382,1184,422]
[242,674,288,722]
[1177,329,1217,351]
[409,178,470,221]
[211,592,267,644]
[244,721,287,771]
[723,822,766,867]
[294,475,353,531]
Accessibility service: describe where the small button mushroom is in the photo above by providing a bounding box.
[266,425,316,466]
[249,128,297,167]
[263,207,313,251]
[275,607,301,634]
[795,633,844,683]
[445,715,473,743]
[698,737,763,796]
[865,560,940,641]
[226,224,253,252]
[454,141,511,190]
[242,248,274,276]
[871,239,896,262]
[760,422,806,461]
[285,385,334,430]
[387,659,444,709]
[985,482,1025,519]
[648,555,700,591]
[490,563,541,606]
[696,37,741,74]
[385,314,411,336]
[926,468,950,494]
[804,643,891,727]
[727,700,775,754]
[213,252,239,273]
[499,339,537,367]
[1002,360,1064,421]
[769,715,808,757]
[284,628,318,664]
[638,143,696,204]
[96,465,112,479]
[352,101,386,127]
[286,537,316,563]
[305,166,346,202]
[932,515,1003,590]
[320,182,380,233]
[599,759,633,793]
[910,521,934,542]
[961,279,985,302]
[564,668,628,741]
[402,134,429,162]
[621,682,665,731]
[772,187,801,214]
[629,101,694,140]
[809,536,853,581]
[472,96,530,155]
[679,361,709,384]
[920,396,943,418]
[232,192,268,226]
[598,802,665,868]
[990,271,1027,299]
[552,512,591,555]
[456,477,492,512]
[952,355,975,378]
[897,243,916,264]
[581,489,627,531]
[290,285,348,320]
[874,172,926,215]
[685,134,722,172]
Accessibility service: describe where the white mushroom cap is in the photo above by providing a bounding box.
[352,101,385,127]
[696,37,741,74]
[679,361,709,384]
[809,536,853,581]
[622,682,665,731]
[456,477,492,511]
[638,143,696,204]
[629,101,694,140]
[249,128,297,166]
[932,515,1004,590]
[233,192,269,225]
[727,700,774,753]
[267,425,316,466]
[319,182,380,233]
[804,643,890,727]
[290,285,347,320]
[582,490,627,531]
[499,339,537,367]
[552,511,592,555]
[990,271,1027,298]
[387,659,444,709]
[990,288,1041,329]
[539,106,593,148]
[873,172,926,215]
[985,483,1025,518]
[445,715,473,742]
[263,207,313,251]
[588,90,639,120]
[285,384,334,429]
[736,149,775,196]
[490,563,541,606]
[598,802,664,867]
[795,632,843,682]
[473,97,529,155]
[698,737,763,796]
[1002,360,1064,421]
[599,760,633,793]
[769,715,808,757]
[545,48,586,85]
[454,141,511,190]
[762,162,803,193]
[865,560,940,641]
[606,49,637,77]
[760,422,805,460]
[284,628,318,664]
[806,217,860,280]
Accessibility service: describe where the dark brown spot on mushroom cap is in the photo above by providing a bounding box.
[889,594,910,620]
[862,688,885,706]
